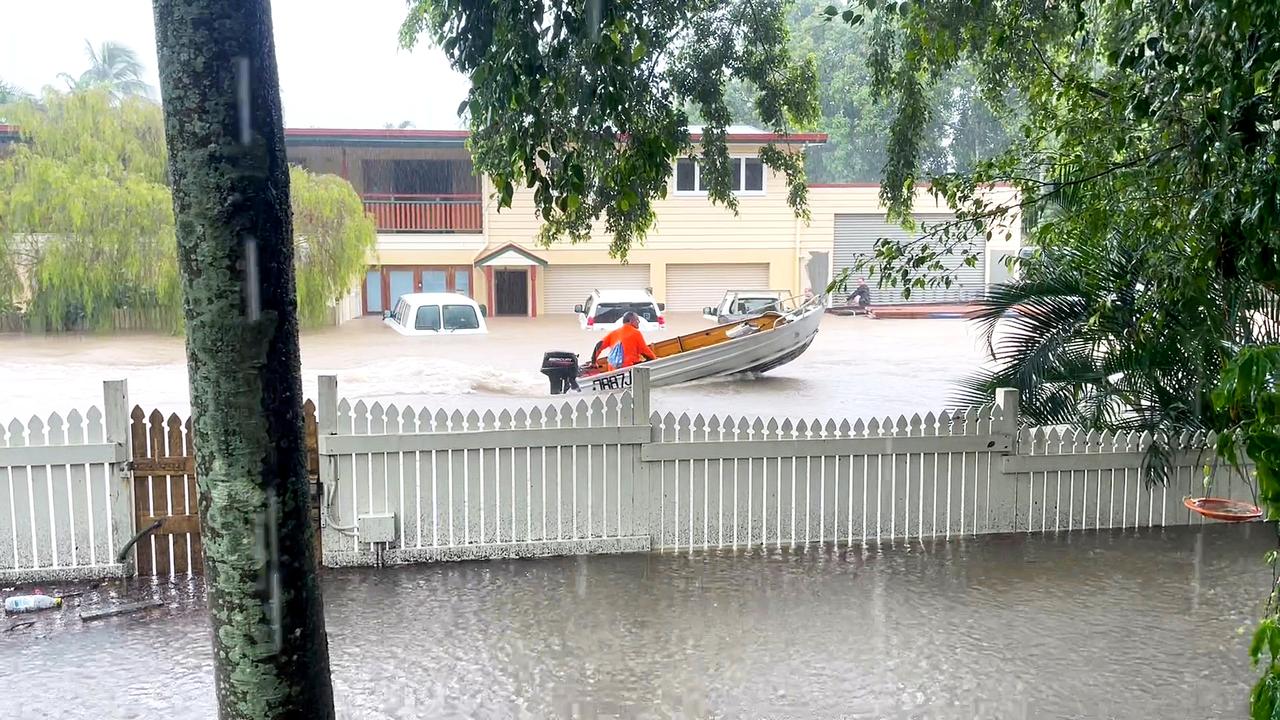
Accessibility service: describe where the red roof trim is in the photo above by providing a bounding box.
[0,124,825,145]
[473,242,548,267]
[286,128,825,143]
[285,128,470,140]
[695,132,827,144]
[810,181,1015,190]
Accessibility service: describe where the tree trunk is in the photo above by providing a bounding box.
[151,2,335,718]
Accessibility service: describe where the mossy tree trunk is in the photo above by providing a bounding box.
[151,1,335,718]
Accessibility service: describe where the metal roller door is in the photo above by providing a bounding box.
[664,263,772,311]
[833,214,986,304]
[543,263,651,313]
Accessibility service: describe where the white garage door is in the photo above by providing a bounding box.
[543,263,651,313]
[665,263,772,311]
[833,214,986,305]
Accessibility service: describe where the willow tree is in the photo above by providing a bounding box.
[151,0,335,717]
[0,88,374,332]
[401,0,820,259]
[0,89,177,330]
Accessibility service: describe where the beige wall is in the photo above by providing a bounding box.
[323,138,1023,315]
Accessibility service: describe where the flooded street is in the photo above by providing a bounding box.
[0,523,1269,719]
[0,314,985,421]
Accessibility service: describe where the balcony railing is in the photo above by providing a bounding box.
[363,193,483,233]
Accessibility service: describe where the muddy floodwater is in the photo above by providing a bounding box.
[0,523,1271,719]
[0,314,985,421]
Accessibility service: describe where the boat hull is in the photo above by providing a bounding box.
[572,302,824,394]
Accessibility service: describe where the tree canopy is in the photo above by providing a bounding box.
[58,40,153,101]
[813,0,1280,709]
[695,0,1015,184]
[0,89,374,331]
[401,0,820,259]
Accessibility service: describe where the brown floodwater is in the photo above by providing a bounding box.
[0,314,986,423]
[0,523,1271,719]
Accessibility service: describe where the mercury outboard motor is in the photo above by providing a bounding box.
[540,351,580,394]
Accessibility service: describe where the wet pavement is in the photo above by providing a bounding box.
[0,523,1271,719]
[0,314,987,422]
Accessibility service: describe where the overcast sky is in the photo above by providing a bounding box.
[1,0,471,129]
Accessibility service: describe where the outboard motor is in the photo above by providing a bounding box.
[540,351,580,394]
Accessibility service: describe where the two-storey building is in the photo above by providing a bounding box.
[0,122,1019,323]
[285,125,1020,322]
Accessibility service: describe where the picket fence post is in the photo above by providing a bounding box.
[102,379,135,575]
[316,376,338,561]
[629,367,655,541]
[988,388,1022,533]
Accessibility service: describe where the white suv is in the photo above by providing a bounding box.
[574,289,666,332]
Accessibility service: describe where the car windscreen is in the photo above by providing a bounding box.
[594,302,658,323]
[443,305,480,330]
[414,305,441,331]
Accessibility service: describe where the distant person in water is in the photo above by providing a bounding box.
[851,278,875,317]
[591,311,656,370]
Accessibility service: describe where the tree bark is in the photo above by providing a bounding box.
[151,2,335,718]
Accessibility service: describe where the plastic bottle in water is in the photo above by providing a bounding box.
[4,595,62,613]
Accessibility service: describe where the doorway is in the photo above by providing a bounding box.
[494,269,529,316]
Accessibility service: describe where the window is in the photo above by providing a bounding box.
[421,269,448,293]
[743,158,764,192]
[362,159,479,196]
[365,265,476,313]
[443,305,480,330]
[673,157,765,195]
[675,159,696,192]
[414,305,441,331]
[392,299,410,326]
[594,302,659,323]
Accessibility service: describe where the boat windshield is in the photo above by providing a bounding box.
[734,297,782,315]
[595,302,659,323]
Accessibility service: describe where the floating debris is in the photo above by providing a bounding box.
[80,600,164,622]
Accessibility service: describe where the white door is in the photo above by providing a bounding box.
[665,263,771,311]
[832,213,985,305]
[543,264,651,313]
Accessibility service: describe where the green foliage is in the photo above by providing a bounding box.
[57,40,152,101]
[290,167,378,327]
[686,1,1017,184]
[1215,347,1280,715]
[401,0,819,259]
[0,89,374,332]
[820,0,1280,710]
[0,89,175,331]
[0,78,29,112]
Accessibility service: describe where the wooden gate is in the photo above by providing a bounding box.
[128,401,321,577]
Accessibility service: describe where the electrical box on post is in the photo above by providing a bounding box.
[357,513,397,543]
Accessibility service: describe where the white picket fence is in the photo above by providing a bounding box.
[0,372,1256,580]
[316,370,1255,566]
[0,381,134,582]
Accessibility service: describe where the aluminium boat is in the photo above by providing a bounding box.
[539,295,824,395]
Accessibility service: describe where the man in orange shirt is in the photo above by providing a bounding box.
[591,312,656,370]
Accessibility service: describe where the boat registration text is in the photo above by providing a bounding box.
[589,370,633,393]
